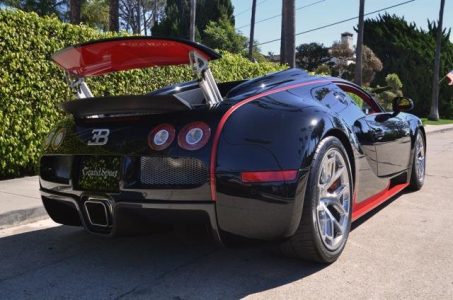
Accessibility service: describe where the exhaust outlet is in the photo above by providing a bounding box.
[84,198,111,227]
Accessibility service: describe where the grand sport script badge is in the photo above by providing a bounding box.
[81,166,118,179]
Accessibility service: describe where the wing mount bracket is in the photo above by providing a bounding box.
[65,72,94,99]
[189,51,222,106]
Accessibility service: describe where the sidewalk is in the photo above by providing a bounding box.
[1,123,453,229]
[0,176,45,229]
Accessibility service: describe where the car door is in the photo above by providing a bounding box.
[335,82,411,177]
[364,113,411,176]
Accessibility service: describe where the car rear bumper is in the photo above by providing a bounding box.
[40,188,222,242]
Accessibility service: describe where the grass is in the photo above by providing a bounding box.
[421,118,453,125]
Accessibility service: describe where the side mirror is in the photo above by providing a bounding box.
[392,96,414,113]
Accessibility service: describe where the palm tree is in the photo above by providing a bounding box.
[428,0,446,121]
[354,0,365,86]
[69,0,82,24]
[109,0,119,32]
[280,0,295,67]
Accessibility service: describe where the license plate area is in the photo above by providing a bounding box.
[74,156,121,193]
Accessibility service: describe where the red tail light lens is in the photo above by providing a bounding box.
[241,170,298,183]
[148,124,175,150]
[178,121,211,150]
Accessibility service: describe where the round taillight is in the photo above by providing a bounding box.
[148,124,175,150]
[43,129,56,150]
[178,122,211,150]
[52,128,66,150]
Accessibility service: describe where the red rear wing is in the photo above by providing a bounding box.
[51,37,221,77]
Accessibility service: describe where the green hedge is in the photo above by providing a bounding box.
[0,10,285,178]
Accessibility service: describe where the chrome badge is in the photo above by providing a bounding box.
[87,129,110,146]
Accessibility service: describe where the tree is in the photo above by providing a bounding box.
[364,14,453,118]
[280,0,295,67]
[119,0,165,34]
[330,41,355,78]
[361,45,383,85]
[153,0,234,41]
[296,42,330,71]
[428,0,446,121]
[81,0,109,31]
[69,0,81,24]
[189,0,196,41]
[354,0,365,85]
[109,0,119,31]
[203,18,247,53]
[0,0,65,19]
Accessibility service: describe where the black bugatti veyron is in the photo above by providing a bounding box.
[40,37,426,263]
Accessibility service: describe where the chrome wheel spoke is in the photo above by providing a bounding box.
[316,148,351,251]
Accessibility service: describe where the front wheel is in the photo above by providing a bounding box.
[280,136,352,263]
[408,130,426,191]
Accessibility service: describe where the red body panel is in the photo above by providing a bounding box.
[52,37,220,77]
[352,183,408,221]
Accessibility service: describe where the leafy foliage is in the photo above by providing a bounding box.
[153,0,235,42]
[0,9,284,178]
[364,14,453,117]
[203,18,247,54]
[295,42,330,72]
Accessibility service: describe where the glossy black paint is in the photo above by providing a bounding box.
[40,68,423,241]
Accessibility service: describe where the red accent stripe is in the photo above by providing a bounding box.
[240,170,298,183]
[209,79,327,201]
[351,183,408,221]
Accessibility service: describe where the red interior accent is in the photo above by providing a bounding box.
[147,123,175,151]
[352,183,408,221]
[52,38,217,77]
[241,170,298,183]
[178,121,211,151]
[209,79,328,201]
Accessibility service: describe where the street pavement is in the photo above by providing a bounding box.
[0,127,452,299]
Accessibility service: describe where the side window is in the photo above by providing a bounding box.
[347,92,373,115]
[290,84,348,114]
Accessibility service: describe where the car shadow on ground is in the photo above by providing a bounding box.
[0,222,328,299]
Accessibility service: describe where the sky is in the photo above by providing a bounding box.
[231,0,453,54]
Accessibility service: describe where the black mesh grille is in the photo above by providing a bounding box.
[140,157,208,186]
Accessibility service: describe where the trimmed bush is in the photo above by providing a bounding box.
[0,10,285,178]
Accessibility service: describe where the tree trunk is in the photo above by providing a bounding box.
[280,0,295,67]
[189,0,196,41]
[248,0,257,61]
[69,0,81,24]
[109,0,119,32]
[428,0,445,121]
[354,0,365,86]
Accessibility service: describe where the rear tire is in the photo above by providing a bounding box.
[408,130,426,191]
[280,136,353,263]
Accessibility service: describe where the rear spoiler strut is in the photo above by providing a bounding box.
[65,50,222,107]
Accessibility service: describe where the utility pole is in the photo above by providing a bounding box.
[249,0,257,61]
[354,0,365,86]
[429,0,446,121]
[189,0,196,41]
[280,0,295,67]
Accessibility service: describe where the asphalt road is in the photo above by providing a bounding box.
[1,131,452,299]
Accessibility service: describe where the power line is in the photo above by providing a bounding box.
[257,0,416,46]
[235,0,270,17]
[237,0,326,30]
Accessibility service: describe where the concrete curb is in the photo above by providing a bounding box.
[425,125,453,135]
[0,206,48,230]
